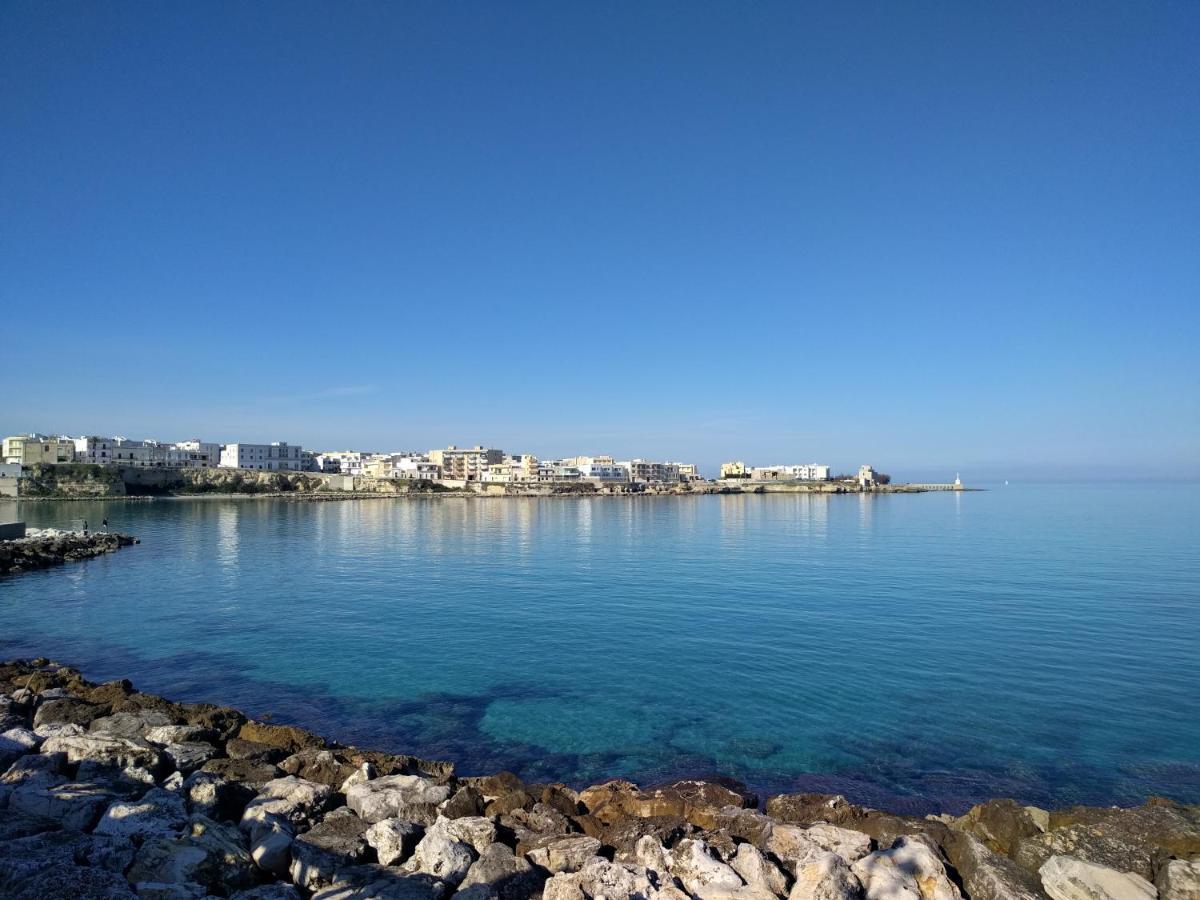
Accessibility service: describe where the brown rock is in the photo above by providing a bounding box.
[956,799,1047,857]
[578,779,755,830]
[765,793,865,826]
[237,720,326,754]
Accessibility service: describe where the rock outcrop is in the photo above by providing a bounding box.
[0,657,1195,900]
[0,529,139,575]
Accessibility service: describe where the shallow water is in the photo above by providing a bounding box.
[2,485,1197,813]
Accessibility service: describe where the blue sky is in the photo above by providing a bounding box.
[3,2,1197,480]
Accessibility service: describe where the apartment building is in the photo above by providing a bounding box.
[170,440,221,468]
[219,442,303,471]
[577,462,630,483]
[2,434,75,465]
[750,464,831,481]
[621,459,681,483]
[428,445,504,481]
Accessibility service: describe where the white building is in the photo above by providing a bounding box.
[620,459,682,483]
[170,440,221,468]
[73,436,171,467]
[577,462,630,483]
[219,442,303,471]
[314,451,368,475]
[751,464,831,482]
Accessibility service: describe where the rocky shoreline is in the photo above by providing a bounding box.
[0,660,1196,900]
[0,529,139,575]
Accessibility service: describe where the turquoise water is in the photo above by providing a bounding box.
[2,485,1198,813]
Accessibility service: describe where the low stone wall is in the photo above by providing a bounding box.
[0,658,1194,899]
[0,529,138,575]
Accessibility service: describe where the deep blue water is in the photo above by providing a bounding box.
[2,485,1198,814]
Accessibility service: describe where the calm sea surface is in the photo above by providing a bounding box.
[2,485,1197,813]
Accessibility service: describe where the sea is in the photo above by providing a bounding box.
[2,484,1197,814]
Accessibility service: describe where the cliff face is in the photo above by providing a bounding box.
[18,464,333,497]
[18,464,127,497]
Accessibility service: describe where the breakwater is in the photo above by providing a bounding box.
[0,659,1195,900]
[0,529,139,576]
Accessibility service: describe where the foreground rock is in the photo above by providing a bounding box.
[0,657,1196,900]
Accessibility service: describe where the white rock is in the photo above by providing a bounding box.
[527,834,604,874]
[1157,858,1200,900]
[365,818,423,866]
[790,851,864,900]
[767,824,828,871]
[633,834,673,874]
[345,774,452,824]
[94,788,188,840]
[339,762,374,794]
[443,815,496,854]
[805,824,872,864]
[852,836,960,900]
[404,816,476,887]
[1039,855,1156,900]
[240,776,331,832]
[731,842,789,896]
[250,816,296,878]
[668,838,745,895]
[41,732,164,771]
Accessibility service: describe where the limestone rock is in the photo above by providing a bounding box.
[32,697,106,730]
[668,838,745,895]
[851,836,961,900]
[1156,858,1200,900]
[367,818,425,866]
[456,842,544,900]
[1037,855,1155,900]
[201,757,282,789]
[731,842,790,896]
[227,738,289,763]
[291,813,373,890]
[346,774,453,824]
[230,886,303,900]
[805,824,873,864]
[240,776,333,833]
[182,769,254,822]
[249,817,295,878]
[89,710,175,739]
[766,823,827,872]
[767,794,863,827]
[41,732,165,772]
[5,860,136,899]
[441,785,485,819]
[789,852,864,900]
[8,778,122,830]
[526,833,603,874]
[310,865,446,899]
[0,727,40,768]
[280,748,361,789]
[237,720,326,754]
[144,725,218,746]
[956,800,1048,858]
[95,788,188,840]
[578,779,756,829]
[127,815,259,895]
[941,830,1046,900]
[162,741,218,774]
[404,816,478,887]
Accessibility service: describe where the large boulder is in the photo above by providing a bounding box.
[578,779,756,830]
[525,834,603,874]
[240,776,333,833]
[942,830,1047,900]
[8,778,124,831]
[346,774,453,824]
[789,851,864,900]
[161,741,219,775]
[456,841,544,900]
[1156,858,1200,900]
[94,788,188,841]
[404,816,477,887]
[1017,800,1200,883]
[1037,855,1155,900]
[41,732,165,772]
[730,842,790,897]
[32,697,107,730]
[89,710,175,739]
[290,813,373,891]
[767,794,865,827]
[955,800,1048,857]
[127,815,259,895]
[200,757,282,790]
[181,769,255,822]
[851,836,961,900]
[309,864,446,899]
[0,727,41,768]
[541,857,678,900]
[4,861,135,899]
[367,818,425,866]
[667,838,745,895]
[279,749,362,789]
[237,721,326,754]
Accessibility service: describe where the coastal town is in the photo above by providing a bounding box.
[0,432,911,497]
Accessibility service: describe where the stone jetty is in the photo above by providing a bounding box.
[0,528,139,575]
[0,660,1197,900]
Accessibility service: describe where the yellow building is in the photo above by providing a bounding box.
[428,445,504,481]
[2,434,75,466]
[719,461,747,479]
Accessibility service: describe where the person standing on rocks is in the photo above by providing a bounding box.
[82,519,88,536]
[102,518,108,533]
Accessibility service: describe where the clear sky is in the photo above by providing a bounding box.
[3,2,1197,480]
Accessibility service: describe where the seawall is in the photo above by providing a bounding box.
[0,529,139,576]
